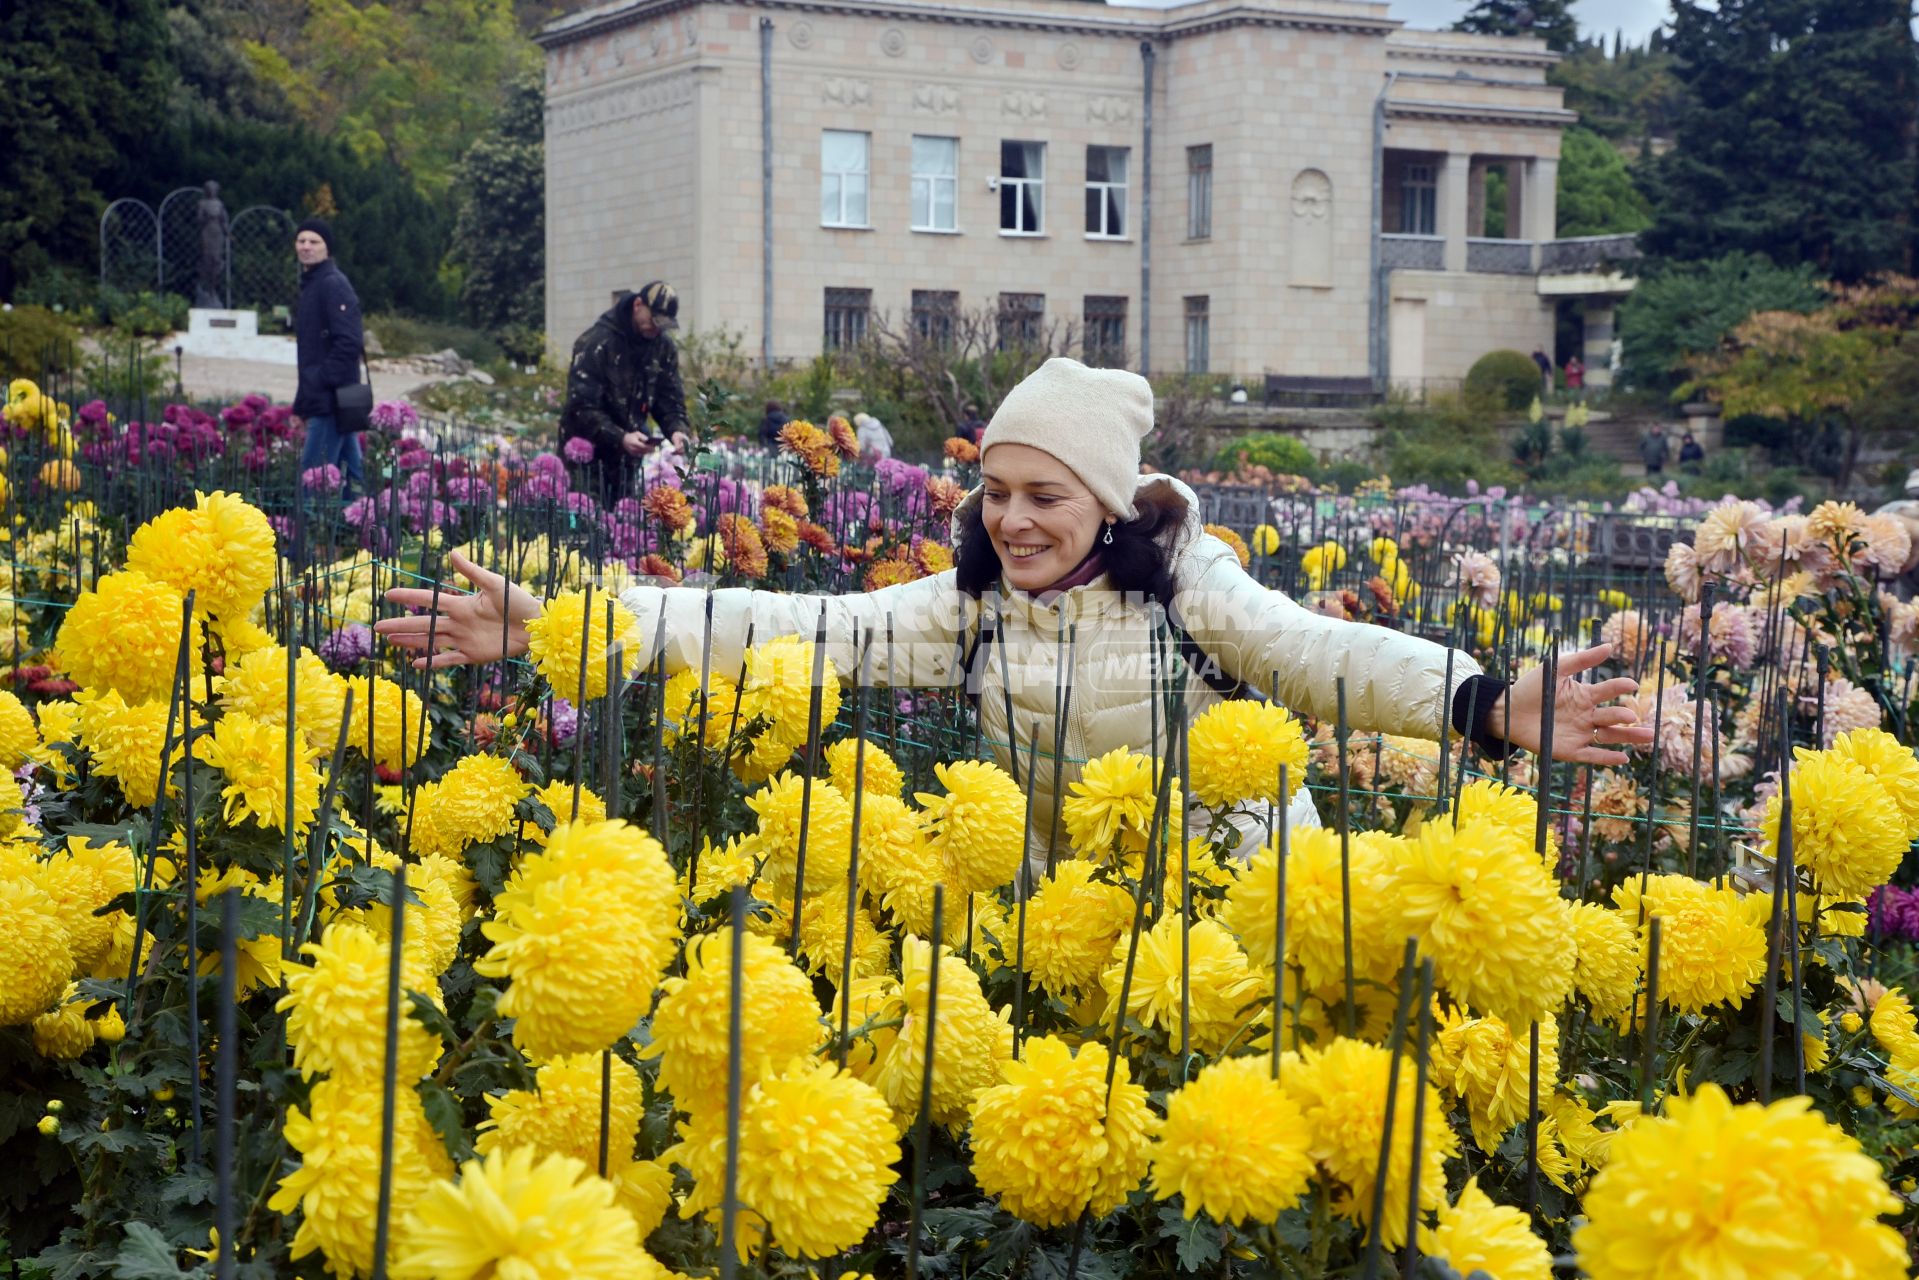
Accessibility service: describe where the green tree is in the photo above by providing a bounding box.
[1454,0,1579,52]
[1618,252,1826,390]
[1548,40,1685,148]
[450,71,544,335]
[0,0,171,295]
[1640,0,1917,281]
[240,0,536,197]
[1556,127,1653,237]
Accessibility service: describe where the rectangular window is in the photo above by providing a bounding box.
[1187,144,1213,239]
[1400,161,1437,236]
[821,130,870,228]
[912,289,959,348]
[1085,145,1129,238]
[1184,296,1210,374]
[997,292,1044,350]
[1083,296,1128,367]
[823,287,871,351]
[911,136,959,232]
[999,140,1045,235]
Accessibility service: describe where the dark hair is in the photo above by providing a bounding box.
[954,490,1184,604]
[764,400,783,414]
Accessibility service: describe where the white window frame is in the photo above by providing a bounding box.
[999,140,1046,237]
[911,135,959,233]
[1400,161,1437,236]
[821,130,870,229]
[1084,145,1129,239]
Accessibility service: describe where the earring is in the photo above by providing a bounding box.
[1102,523,1114,545]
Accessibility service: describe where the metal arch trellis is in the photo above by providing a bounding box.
[230,207,297,317]
[158,186,208,302]
[98,198,160,294]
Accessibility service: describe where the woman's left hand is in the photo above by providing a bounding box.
[1485,642,1654,766]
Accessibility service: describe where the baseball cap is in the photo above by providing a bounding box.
[636,280,680,331]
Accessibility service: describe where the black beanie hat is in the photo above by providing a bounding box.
[295,217,336,254]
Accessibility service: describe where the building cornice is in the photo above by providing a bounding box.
[539,0,1397,49]
[1385,37,1556,70]
[1385,97,1576,128]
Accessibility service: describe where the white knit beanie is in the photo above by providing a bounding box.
[980,357,1154,519]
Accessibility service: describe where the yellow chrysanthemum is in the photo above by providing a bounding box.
[31,985,95,1060]
[1224,828,1403,990]
[1764,747,1909,899]
[740,634,840,748]
[746,772,854,892]
[272,1078,452,1279]
[1185,699,1308,810]
[194,865,287,996]
[127,492,276,622]
[32,841,123,973]
[672,1060,900,1259]
[393,1148,645,1280]
[525,589,642,701]
[1251,525,1281,556]
[76,690,171,808]
[520,778,605,847]
[1429,1007,1559,1154]
[333,853,474,985]
[1021,860,1135,1001]
[203,710,323,835]
[644,931,822,1117]
[30,699,81,783]
[683,834,761,906]
[1061,750,1185,861]
[849,935,1008,1130]
[278,923,442,1082]
[850,791,924,894]
[1396,818,1574,1024]
[968,1035,1156,1229]
[346,676,430,772]
[1871,988,1919,1059]
[413,754,528,857]
[478,820,681,1058]
[1285,1036,1458,1248]
[478,1051,642,1172]
[1454,778,1556,863]
[1829,728,1919,840]
[1568,901,1640,1024]
[762,886,895,987]
[1100,913,1265,1053]
[0,690,38,771]
[1151,1054,1313,1224]
[1422,1177,1552,1280]
[214,644,350,753]
[54,570,186,703]
[825,737,904,800]
[1613,874,1767,1015]
[1,873,71,1027]
[658,668,742,750]
[916,760,1026,896]
[1573,1084,1906,1280]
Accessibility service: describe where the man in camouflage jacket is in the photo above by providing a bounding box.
[560,280,688,503]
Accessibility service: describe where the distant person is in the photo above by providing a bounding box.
[560,280,688,504]
[1640,423,1671,477]
[1678,431,1705,472]
[958,402,987,444]
[1565,354,1585,399]
[292,217,365,497]
[1531,346,1554,397]
[758,400,788,447]
[854,411,894,462]
[1875,470,1919,598]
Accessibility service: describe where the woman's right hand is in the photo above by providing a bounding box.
[375,551,542,669]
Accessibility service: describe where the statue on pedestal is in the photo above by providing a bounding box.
[195,181,229,308]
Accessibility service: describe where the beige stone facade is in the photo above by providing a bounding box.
[539,0,1597,390]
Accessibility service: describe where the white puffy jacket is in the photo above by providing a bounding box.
[619,474,1483,860]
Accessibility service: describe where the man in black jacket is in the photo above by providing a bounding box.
[560,280,689,504]
[292,218,365,496]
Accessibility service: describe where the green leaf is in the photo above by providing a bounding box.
[330,863,426,913]
[417,1079,474,1163]
[1159,1204,1222,1273]
[109,1223,189,1279]
[158,1167,217,1208]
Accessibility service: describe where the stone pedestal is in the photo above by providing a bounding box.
[173,309,297,365]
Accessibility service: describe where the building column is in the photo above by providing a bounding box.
[1504,160,1525,241]
[1528,156,1559,247]
[1584,299,1617,390]
[1438,151,1470,272]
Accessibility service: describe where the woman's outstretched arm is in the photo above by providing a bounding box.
[376,552,976,690]
[1177,533,1652,766]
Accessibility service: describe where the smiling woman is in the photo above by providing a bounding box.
[377,357,1653,861]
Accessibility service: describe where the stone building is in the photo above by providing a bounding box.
[538,0,1630,393]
